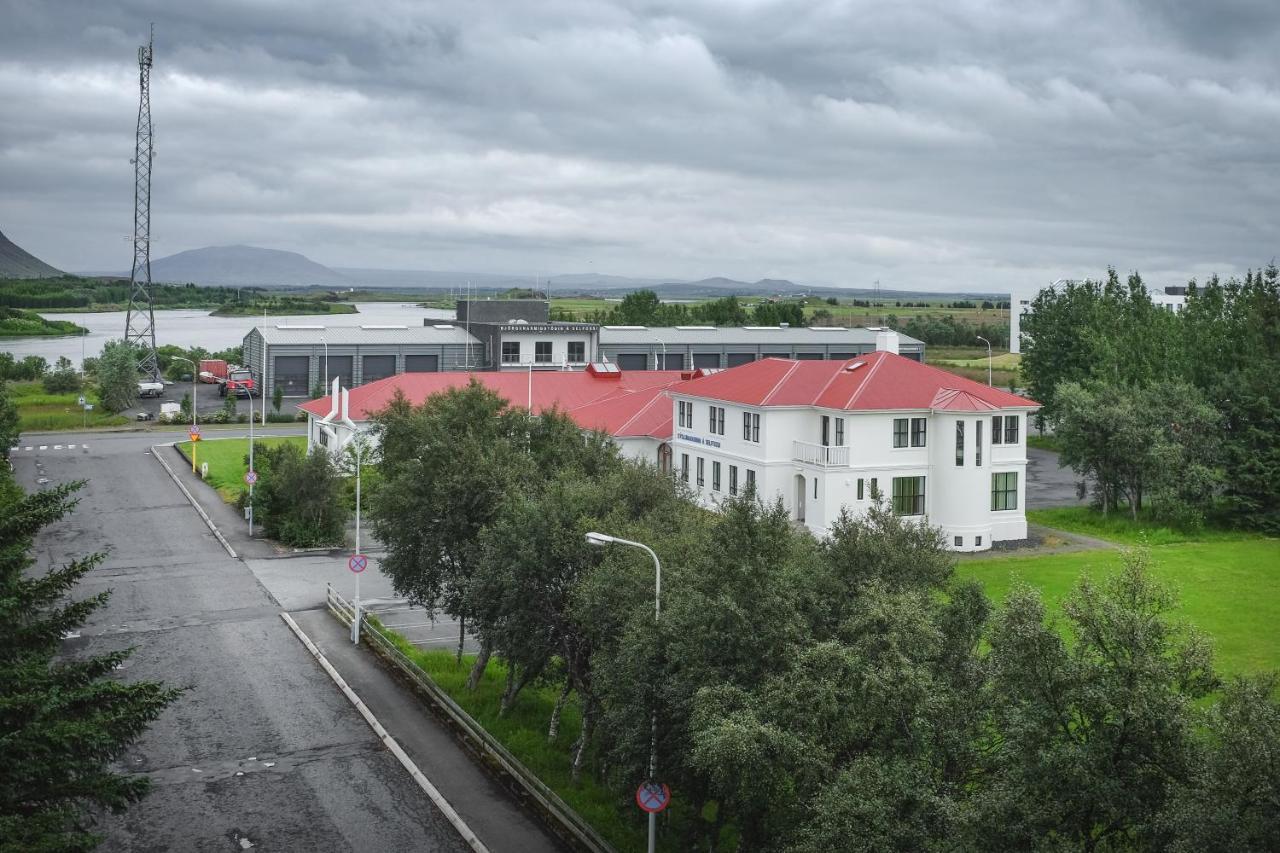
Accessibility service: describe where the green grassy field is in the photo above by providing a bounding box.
[958,519,1280,677]
[9,381,129,431]
[176,436,307,501]
[1027,506,1262,547]
[382,632,669,852]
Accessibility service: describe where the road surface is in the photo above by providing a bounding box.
[12,429,475,852]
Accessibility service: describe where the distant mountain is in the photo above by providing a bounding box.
[0,229,63,278]
[149,245,348,287]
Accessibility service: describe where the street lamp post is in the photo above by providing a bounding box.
[351,437,366,644]
[654,338,667,371]
[320,336,329,395]
[976,335,992,387]
[585,531,662,853]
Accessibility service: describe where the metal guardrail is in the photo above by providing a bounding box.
[326,585,615,853]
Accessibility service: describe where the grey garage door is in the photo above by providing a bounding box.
[762,351,791,359]
[324,356,354,390]
[692,353,721,369]
[362,355,396,383]
[274,356,310,397]
[726,352,756,367]
[616,353,649,371]
[404,354,439,372]
[794,352,824,360]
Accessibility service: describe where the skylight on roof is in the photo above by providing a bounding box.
[433,324,455,329]
[675,325,716,330]
[743,325,781,330]
[603,325,647,330]
[276,324,325,330]
[361,324,408,330]
[844,361,867,372]
[810,326,849,331]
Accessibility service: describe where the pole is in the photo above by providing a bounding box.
[977,336,992,386]
[585,533,661,852]
[322,337,328,395]
[352,441,363,644]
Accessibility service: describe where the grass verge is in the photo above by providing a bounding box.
[378,629,660,852]
[9,381,129,431]
[957,539,1280,677]
[176,436,307,501]
[1027,506,1262,546]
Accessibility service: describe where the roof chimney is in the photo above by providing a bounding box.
[875,329,900,354]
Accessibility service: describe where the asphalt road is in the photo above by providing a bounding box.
[1026,446,1088,508]
[12,428,471,852]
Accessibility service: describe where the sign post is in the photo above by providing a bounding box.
[188,425,201,472]
[349,553,367,644]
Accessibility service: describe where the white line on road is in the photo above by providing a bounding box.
[39,445,47,450]
[279,613,489,853]
[54,444,63,450]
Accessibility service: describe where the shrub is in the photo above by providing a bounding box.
[249,441,348,547]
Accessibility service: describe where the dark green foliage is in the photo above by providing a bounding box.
[95,341,139,414]
[272,385,283,413]
[40,357,80,395]
[0,474,181,852]
[898,313,1009,348]
[0,382,18,459]
[249,441,349,546]
[0,354,49,382]
[0,307,85,338]
[1025,264,1280,530]
[553,288,810,327]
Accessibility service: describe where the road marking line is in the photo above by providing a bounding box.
[54,444,63,450]
[39,445,48,450]
[279,613,489,853]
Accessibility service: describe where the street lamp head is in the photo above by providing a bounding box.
[585,531,615,547]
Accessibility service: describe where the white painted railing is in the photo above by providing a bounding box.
[792,440,850,467]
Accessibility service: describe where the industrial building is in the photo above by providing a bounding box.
[299,330,1037,552]
[246,299,925,397]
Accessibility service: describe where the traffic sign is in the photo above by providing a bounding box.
[77,395,86,406]
[244,471,258,485]
[349,554,368,574]
[189,425,202,442]
[635,782,671,814]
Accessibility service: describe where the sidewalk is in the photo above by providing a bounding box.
[288,608,567,853]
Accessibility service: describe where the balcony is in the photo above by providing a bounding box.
[793,440,850,467]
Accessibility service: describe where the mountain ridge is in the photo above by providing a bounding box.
[0,229,64,278]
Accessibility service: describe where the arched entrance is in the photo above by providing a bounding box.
[657,443,672,474]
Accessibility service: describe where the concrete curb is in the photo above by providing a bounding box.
[150,443,238,559]
[280,612,489,853]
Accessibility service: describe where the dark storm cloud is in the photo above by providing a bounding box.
[1,0,1277,291]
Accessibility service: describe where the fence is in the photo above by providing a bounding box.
[325,585,615,853]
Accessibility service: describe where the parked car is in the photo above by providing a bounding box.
[138,380,164,398]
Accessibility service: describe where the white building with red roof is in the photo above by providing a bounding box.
[666,333,1040,551]
[300,333,1038,552]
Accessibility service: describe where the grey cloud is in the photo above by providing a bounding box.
[0,0,1277,290]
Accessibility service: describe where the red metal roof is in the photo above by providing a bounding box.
[668,352,1039,411]
[298,370,685,438]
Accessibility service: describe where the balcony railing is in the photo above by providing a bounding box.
[793,440,850,467]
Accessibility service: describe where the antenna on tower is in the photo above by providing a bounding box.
[124,23,161,382]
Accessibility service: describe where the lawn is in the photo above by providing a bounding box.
[9,381,129,431]
[176,435,307,501]
[381,631,673,852]
[957,539,1280,677]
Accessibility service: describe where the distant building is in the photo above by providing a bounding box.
[246,299,924,397]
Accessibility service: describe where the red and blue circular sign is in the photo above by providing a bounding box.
[244,471,258,485]
[349,554,368,574]
[636,781,671,814]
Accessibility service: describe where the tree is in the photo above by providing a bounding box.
[41,357,80,395]
[960,550,1218,851]
[613,289,662,325]
[250,441,349,546]
[96,341,138,414]
[1160,674,1280,852]
[370,381,535,666]
[0,474,181,851]
[272,384,283,414]
[0,382,19,460]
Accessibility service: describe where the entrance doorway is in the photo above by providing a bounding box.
[794,474,806,523]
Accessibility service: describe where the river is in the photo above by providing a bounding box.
[1,303,455,365]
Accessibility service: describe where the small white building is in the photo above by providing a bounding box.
[667,332,1040,551]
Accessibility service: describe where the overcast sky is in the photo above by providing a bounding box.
[2,0,1278,291]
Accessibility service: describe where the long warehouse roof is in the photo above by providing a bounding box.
[253,324,478,345]
[596,325,923,346]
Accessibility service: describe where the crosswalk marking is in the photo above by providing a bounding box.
[38,445,47,450]
[54,444,63,450]
[12,444,90,453]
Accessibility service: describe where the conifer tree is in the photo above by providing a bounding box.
[0,477,181,852]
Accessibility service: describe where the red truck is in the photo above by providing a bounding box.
[198,359,228,383]
[219,367,258,398]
